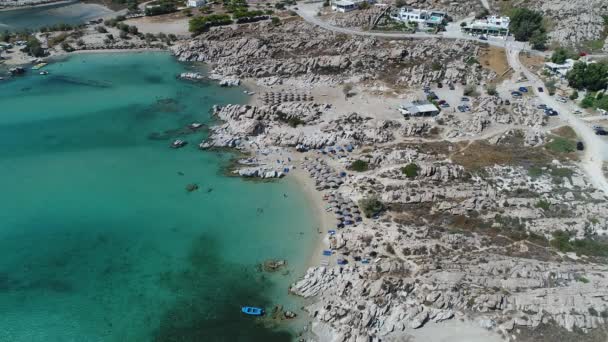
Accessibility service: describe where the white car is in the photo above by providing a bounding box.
[556,97,567,103]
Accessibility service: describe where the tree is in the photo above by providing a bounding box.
[566,61,608,91]
[25,37,45,57]
[529,29,547,50]
[358,196,385,218]
[569,90,579,101]
[551,47,571,64]
[343,83,353,98]
[545,79,557,95]
[509,8,544,42]
[486,85,497,96]
[271,16,281,26]
[128,25,139,35]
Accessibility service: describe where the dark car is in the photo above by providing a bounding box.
[449,84,455,90]
[518,87,529,93]
[437,82,443,88]
[505,99,510,105]
[577,141,584,151]
[538,87,544,92]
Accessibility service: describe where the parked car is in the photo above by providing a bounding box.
[428,92,439,100]
[537,104,547,109]
[437,82,443,88]
[504,99,510,105]
[537,87,544,92]
[594,126,607,135]
[574,110,582,114]
[556,97,567,103]
[461,97,469,102]
[577,141,585,151]
[438,100,447,105]
[448,84,455,90]
[440,103,450,108]
[511,91,522,97]
[518,86,529,93]
[479,35,488,41]
[457,105,467,112]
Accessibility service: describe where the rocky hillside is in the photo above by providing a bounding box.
[492,0,608,47]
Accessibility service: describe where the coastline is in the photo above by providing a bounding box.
[240,78,333,270]
[2,47,167,66]
[0,0,75,12]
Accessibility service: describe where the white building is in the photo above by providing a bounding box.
[391,7,446,26]
[331,0,375,13]
[187,0,206,8]
[463,15,510,36]
[544,59,576,77]
[399,100,440,117]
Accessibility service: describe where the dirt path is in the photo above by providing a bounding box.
[507,47,608,194]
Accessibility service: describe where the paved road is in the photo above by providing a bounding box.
[295,3,528,50]
[506,47,608,193]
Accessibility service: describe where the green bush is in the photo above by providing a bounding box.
[550,230,608,257]
[358,197,384,218]
[535,199,550,210]
[401,163,418,178]
[349,159,369,172]
[545,137,576,153]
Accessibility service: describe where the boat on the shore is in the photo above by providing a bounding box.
[32,62,47,70]
[8,67,25,76]
[241,306,265,316]
[170,139,187,148]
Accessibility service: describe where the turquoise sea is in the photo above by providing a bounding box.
[0,52,316,341]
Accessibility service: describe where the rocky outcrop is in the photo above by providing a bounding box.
[171,20,494,88]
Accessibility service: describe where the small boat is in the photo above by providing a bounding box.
[39,71,49,75]
[170,139,188,148]
[241,306,265,316]
[188,122,203,129]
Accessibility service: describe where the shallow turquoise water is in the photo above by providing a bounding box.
[0,52,316,341]
[0,1,114,32]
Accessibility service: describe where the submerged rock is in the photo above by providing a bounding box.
[185,183,199,192]
[263,259,287,272]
